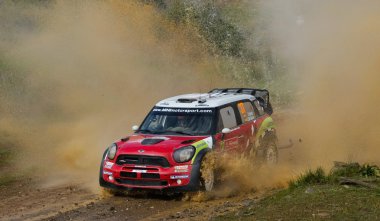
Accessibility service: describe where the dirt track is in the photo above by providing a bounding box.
[0,178,271,221]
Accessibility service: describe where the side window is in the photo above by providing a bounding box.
[253,100,265,116]
[238,101,256,123]
[219,106,237,129]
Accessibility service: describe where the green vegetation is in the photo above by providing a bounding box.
[0,0,294,107]
[214,185,380,221]
[289,163,380,189]
[215,163,380,221]
[145,0,292,106]
[288,167,329,189]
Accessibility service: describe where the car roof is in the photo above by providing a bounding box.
[155,92,255,108]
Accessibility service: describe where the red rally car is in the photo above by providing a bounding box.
[99,88,277,192]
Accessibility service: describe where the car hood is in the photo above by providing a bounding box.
[115,134,208,160]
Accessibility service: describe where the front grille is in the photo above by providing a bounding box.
[116,155,170,168]
[115,179,168,187]
[120,172,137,178]
[141,173,160,179]
[123,166,159,171]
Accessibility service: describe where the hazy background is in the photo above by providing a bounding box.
[1,0,379,190]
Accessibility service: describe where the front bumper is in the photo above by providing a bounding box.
[101,160,199,192]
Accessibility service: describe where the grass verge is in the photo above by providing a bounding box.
[214,163,380,221]
[214,184,380,221]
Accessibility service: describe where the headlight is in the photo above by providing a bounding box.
[173,146,195,163]
[107,143,118,160]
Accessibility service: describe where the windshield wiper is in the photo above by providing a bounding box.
[138,129,194,136]
[137,129,155,134]
[165,130,194,136]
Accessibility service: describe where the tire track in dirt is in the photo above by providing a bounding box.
[0,180,269,221]
[0,181,97,221]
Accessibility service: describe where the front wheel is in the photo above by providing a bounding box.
[200,154,216,191]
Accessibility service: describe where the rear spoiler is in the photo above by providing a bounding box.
[209,88,273,115]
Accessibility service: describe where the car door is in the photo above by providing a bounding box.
[236,100,258,154]
[213,104,242,153]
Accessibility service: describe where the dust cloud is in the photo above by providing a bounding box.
[215,158,293,198]
[261,0,380,168]
[0,0,225,190]
[213,0,380,193]
[2,0,380,195]
[218,0,380,192]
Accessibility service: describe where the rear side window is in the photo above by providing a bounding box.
[237,101,256,123]
[219,106,237,129]
[253,100,265,116]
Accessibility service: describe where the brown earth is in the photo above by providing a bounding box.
[0,178,274,221]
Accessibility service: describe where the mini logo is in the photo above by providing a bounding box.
[138,149,145,153]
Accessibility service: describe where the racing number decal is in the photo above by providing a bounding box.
[238,102,248,122]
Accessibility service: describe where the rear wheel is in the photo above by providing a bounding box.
[254,132,278,165]
[264,139,278,165]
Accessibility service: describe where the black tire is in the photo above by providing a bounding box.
[99,150,108,186]
[260,131,278,165]
[200,154,216,192]
[99,150,125,196]
[263,139,278,165]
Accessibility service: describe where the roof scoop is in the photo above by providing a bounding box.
[177,98,197,103]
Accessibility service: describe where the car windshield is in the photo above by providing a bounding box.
[138,107,215,136]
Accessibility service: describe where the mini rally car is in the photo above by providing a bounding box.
[99,88,277,192]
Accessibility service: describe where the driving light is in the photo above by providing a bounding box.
[173,146,195,163]
[107,143,118,160]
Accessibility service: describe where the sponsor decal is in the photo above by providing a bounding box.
[191,136,213,163]
[104,162,114,169]
[152,107,213,114]
[134,165,147,168]
[226,139,239,146]
[132,169,147,173]
[138,149,145,153]
[174,165,189,170]
[238,102,248,122]
[170,175,189,179]
[174,169,188,173]
[103,171,113,175]
[203,137,213,149]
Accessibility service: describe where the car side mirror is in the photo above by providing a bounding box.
[221,128,231,140]
[132,125,139,132]
[222,128,231,134]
